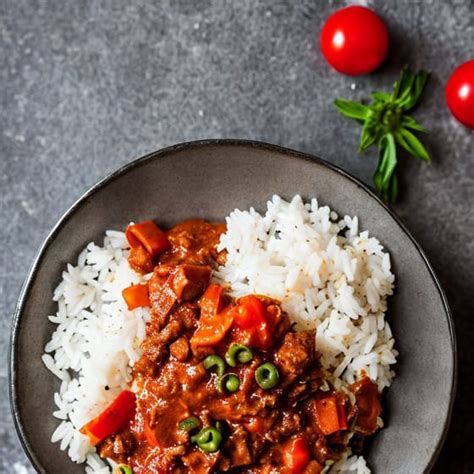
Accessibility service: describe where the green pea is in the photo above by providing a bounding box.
[220,373,240,393]
[113,464,132,474]
[203,355,226,378]
[255,362,279,389]
[225,343,253,367]
[191,427,222,453]
[179,416,200,431]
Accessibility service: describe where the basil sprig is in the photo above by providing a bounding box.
[334,66,431,202]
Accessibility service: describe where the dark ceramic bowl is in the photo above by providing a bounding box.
[10,140,456,473]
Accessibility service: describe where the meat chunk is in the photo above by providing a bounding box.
[141,318,182,364]
[138,304,197,372]
[271,410,303,438]
[149,264,211,325]
[149,269,178,326]
[128,245,154,274]
[274,330,316,386]
[226,425,252,467]
[98,430,136,462]
[113,430,136,455]
[313,434,335,465]
[170,337,190,361]
[304,460,324,474]
[267,304,293,341]
[350,377,381,435]
[181,449,218,473]
[164,219,226,265]
[175,303,199,331]
[171,265,212,301]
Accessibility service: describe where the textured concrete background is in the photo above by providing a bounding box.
[1,0,473,472]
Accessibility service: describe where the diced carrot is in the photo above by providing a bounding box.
[128,245,154,274]
[122,283,150,310]
[314,395,340,435]
[190,305,234,349]
[198,284,226,317]
[125,221,171,257]
[190,284,233,348]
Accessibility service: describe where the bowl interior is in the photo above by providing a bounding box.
[11,140,455,473]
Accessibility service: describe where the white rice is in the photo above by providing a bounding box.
[43,195,397,473]
[214,195,397,393]
[43,231,150,472]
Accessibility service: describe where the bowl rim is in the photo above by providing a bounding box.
[9,138,457,472]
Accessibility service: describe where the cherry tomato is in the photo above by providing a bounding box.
[445,59,474,129]
[320,6,389,76]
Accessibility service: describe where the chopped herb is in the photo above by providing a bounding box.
[334,66,431,202]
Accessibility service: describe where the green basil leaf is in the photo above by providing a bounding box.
[391,66,414,101]
[371,91,391,103]
[401,115,426,132]
[380,133,397,188]
[373,144,387,191]
[373,133,397,195]
[409,70,429,108]
[399,70,430,111]
[335,65,430,203]
[334,99,370,122]
[358,122,378,152]
[395,128,431,161]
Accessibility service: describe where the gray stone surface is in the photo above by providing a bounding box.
[1,0,472,472]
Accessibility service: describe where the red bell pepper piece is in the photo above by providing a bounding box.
[282,436,311,473]
[171,265,212,302]
[125,221,171,257]
[190,284,233,348]
[314,395,340,435]
[122,283,150,310]
[125,225,141,248]
[233,295,273,350]
[80,391,136,445]
[190,308,233,348]
[198,283,227,317]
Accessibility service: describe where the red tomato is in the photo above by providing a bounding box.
[445,59,474,129]
[320,6,389,76]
